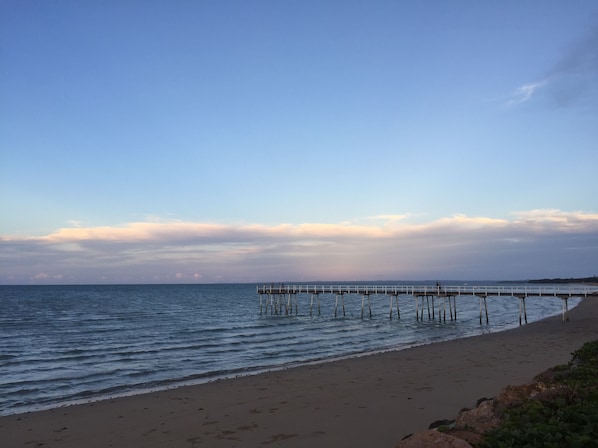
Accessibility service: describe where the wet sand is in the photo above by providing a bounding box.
[3,298,597,448]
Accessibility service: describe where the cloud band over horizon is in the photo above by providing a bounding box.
[1,209,597,284]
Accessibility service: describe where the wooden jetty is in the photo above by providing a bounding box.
[257,284,598,324]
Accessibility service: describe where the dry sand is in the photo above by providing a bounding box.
[3,298,597,448]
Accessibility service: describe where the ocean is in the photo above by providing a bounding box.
[0,282,581,416]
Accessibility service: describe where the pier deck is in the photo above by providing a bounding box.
[257,284,598,324]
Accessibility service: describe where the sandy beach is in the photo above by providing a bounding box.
[3,298,597,448]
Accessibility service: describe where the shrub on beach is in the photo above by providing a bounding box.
[479,340,598,448]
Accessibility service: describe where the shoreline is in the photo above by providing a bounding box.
[1,299,575,418]
[3,298,598,448]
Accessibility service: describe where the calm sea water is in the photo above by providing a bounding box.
[0,282,580,416]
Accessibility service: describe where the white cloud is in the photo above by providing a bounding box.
[1,210,597,284]
[511,209,598,231]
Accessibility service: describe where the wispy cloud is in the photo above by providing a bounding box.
[1,210,597,284]
[508,23,598,109]
[369,214,411,223]
[507,80,548,106]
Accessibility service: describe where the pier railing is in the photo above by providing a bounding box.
[256,284,597,298]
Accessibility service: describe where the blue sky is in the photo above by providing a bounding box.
[1,1,597,284]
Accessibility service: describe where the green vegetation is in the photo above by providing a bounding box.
[479,340,598,448]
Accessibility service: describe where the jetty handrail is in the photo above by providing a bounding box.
[257,284,597,298]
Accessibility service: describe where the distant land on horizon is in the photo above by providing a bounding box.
[527,276,598,284]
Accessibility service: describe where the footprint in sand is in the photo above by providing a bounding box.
[262,434,298,445]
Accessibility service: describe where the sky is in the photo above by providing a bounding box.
[1,1,597,284]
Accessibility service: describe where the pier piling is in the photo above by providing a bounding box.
[426,296,431,319]
[562,297,570,322]
[479,296,489,324]
[415,296,419,321]
[453,297,457,320]
[256,284,596,322]
[361,294,372,319]
[519,297,528,325]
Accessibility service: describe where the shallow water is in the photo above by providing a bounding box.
[0,282,580,416]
